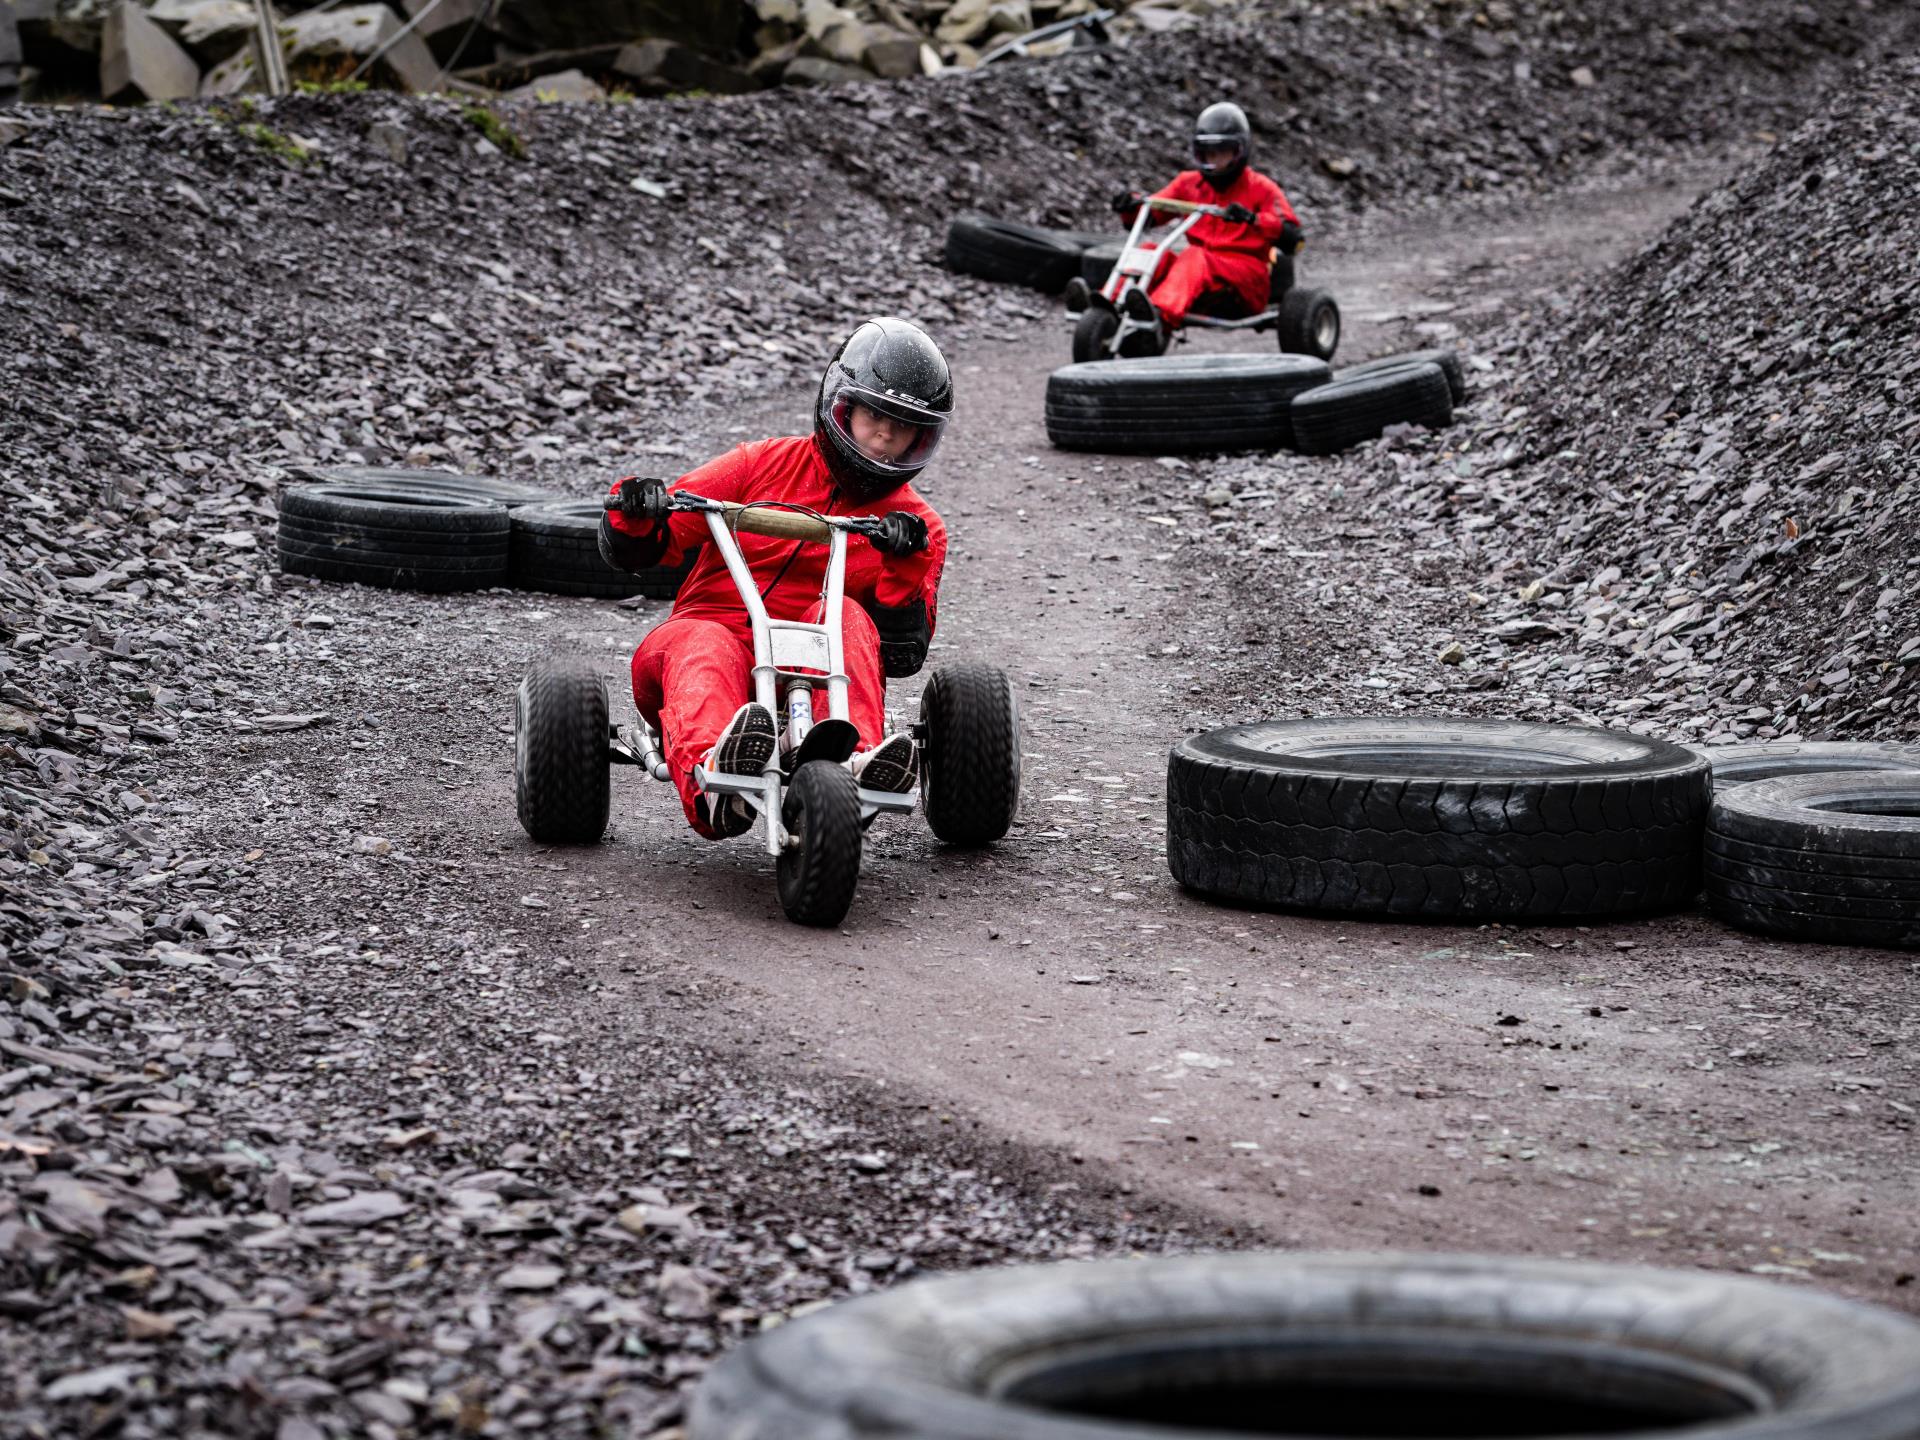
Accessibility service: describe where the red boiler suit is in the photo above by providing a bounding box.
[603,435,947,838]
[1121,167,1300,327]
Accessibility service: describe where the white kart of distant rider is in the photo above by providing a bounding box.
[1067,195,1340,365]
[512,491,1021,927]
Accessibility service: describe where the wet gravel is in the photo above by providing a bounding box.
[1194,53,1920,750]
[4,4,1919,1435]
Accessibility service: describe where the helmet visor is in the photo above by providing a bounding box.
[826,382,947,475]
[1193,136,1246,173]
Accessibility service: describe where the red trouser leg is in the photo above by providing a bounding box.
[1149,247,1271,327]
[631,615,754,838]
[630,606,891,838]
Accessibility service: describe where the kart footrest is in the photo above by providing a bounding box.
[697,767,773,798]
[857,787,916,829]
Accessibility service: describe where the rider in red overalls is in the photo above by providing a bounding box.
[599,318,951,839]
[1110,102,1303,339]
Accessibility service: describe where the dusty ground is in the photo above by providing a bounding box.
[187,166,1918,1318]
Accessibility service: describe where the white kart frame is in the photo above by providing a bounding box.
[1083,195,1296,355]
[613,494,916,858]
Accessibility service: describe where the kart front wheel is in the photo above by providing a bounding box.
[514,661,610,843]
[1071,305,1118,364]
[777,760,863,926]
[920,663,1021,847]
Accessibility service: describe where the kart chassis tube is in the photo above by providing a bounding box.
[1099,197,1281,345]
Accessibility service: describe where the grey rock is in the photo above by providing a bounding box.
[781,54,871,85]
[612,37,756,95]
[100,1,198,102]
[300,1190,410,1227]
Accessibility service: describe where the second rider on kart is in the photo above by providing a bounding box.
[599,317,950,840]
[1071,101,1304,346]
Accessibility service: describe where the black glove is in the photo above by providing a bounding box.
[1278,219,1305,254]
[611,476,670,521]
[1222,202,1257,225]
[1111,189,1142,215]
[869,511,929,557]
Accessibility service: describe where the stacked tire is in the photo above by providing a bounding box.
[1078,237,1127,290]
[1290,359,1454,456]
[944,213,1116,293]
[510,500,692,601]
[1046,354,1331,455]
[1692,739,1920,787]
[1166,718,1712,919]
[1705,771,1920,950]
[277,468,691,604]
[287,464,557,508]
[277,483,511,592]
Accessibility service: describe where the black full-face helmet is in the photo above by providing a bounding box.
[1192,101,1251,189]
[814,317,953,503]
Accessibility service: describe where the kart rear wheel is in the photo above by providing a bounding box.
[514,662,610,844]
[777,760,863,927]
[920,663,1021,847]
[1278,286,1341,360]
[1071,305,1117,364]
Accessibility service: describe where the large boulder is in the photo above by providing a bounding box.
[799,0,866,64]
[935,0,1030,46]
[781,53,867,84]
[285,4,438,90]
[101,1,198,101]
[504,66,605,100]
[489,0,738,58]
[0,3,21,100]
[146,0,255,65]
[861,23,923,77]
[746,34,801,81]
[203,2,439,96]
[612,37,755,95]
[399,0,493,67]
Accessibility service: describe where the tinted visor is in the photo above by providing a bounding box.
[1193,135,1246,172]
[826,381,946,473]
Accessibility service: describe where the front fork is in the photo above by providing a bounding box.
[780,680,813,760]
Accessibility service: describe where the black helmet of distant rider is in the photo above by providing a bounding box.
[1191,101,1251,189]
[814,317,954,504]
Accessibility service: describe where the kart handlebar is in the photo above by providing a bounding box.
[712,500,842,542]
[1145,197,1228,218]
[602,490,886,543]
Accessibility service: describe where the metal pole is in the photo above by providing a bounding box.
[252,0,289,95]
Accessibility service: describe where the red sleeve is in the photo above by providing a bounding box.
[870,504,947,623]
[1153,171,1203,206]
[604,442,762,566]
[1251,174,1297,246]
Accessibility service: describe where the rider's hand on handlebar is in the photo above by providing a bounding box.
[1222,202,1258,225]
[611,476,671,522]
[869,511,929,558]
[1110,189,1143,215]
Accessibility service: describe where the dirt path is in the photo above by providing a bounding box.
[202,167,1918,1314]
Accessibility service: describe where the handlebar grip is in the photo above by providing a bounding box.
[720,502,833,543]
[1148,197,1221,217]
